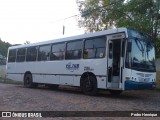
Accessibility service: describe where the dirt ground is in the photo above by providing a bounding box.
[0,82,160,120]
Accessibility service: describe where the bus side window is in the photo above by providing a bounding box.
[125,41,132,68]
[65,41,82,60]
[94,37,106,58]
[8,49,16,62]
[51,43,65,60]
[26,46,38,62]
[84,36,106,59]
[38,45,50,61]
[84,39,95,59]
[16,48,26,62]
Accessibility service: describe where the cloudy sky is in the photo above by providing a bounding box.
[0,0,84,44]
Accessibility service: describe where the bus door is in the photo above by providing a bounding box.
[107,33,125,89]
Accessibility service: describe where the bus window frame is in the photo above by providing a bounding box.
[83,36,106,59]
[51,42,65,61]
[38,44,51,61]
[16,48,26,62]
[65,40,83,60]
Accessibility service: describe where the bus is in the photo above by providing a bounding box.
[6,27,156,95]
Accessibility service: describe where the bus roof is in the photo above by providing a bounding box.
[8,27,128,49]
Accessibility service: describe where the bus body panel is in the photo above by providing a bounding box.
[124,70,156,90]
[6,27,156,91]
[7,58,107,89]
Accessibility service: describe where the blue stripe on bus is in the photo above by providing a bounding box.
[125,80,156,90]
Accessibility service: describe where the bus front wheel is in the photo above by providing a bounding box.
[24,74,37,88]
[82,76,97,96]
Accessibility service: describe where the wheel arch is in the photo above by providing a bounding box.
[23,71,38,88]
[24,71,32,80]
[80,72,97,87]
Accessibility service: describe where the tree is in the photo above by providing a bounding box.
[77,0,160,57]
[0,38,11,58]
[24,40,30,44]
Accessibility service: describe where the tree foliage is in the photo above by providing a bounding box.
[0,38,11,58]
[24,40,30,44]
[77,0,160,57]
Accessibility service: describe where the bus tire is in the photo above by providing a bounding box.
[109,90,122,95]
[82,76,97,96]
[24,73,34,88]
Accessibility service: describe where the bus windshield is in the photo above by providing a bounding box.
[126,30,156,72]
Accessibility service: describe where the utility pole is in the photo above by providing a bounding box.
[62,15,78,35]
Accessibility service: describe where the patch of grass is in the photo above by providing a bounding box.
[0,78,23,85]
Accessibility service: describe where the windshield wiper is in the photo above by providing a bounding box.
[135,38,145,56]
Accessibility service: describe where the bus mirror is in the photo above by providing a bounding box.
[127,42,132,52]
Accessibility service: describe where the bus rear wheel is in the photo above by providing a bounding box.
[24,74,37,88]
[82,76,97,96]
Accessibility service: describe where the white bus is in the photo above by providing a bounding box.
[6,28,156,95]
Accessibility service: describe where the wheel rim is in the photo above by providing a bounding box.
[26,77,29,84]
[24,75,32,86]
[85,78,93,92]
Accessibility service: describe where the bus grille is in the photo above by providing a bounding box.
[136,73,152,77]
[145,74,152,77]
[137,73,152,82]
[136,73,144,77]
[138,78,150,82]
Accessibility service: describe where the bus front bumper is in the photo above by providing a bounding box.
[125,80,156,90]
